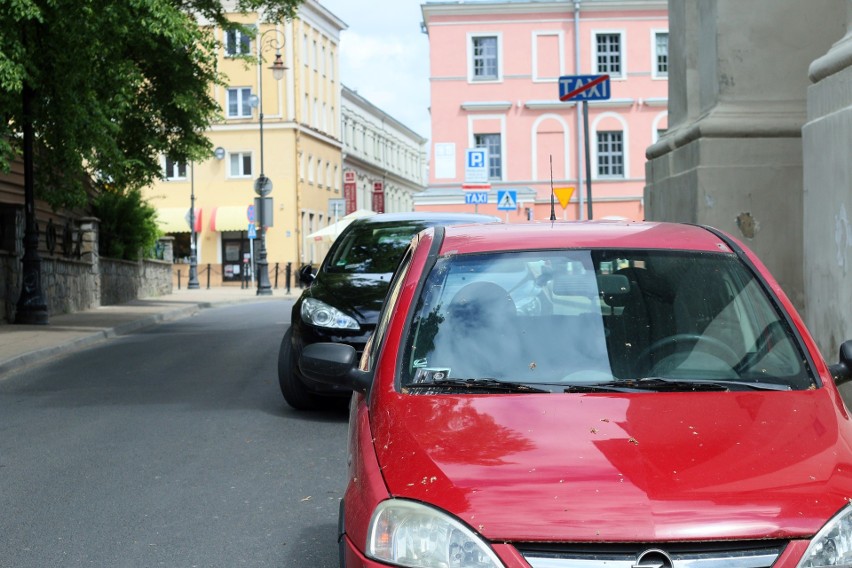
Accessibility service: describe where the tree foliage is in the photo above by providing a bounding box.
[92,184,161,261]
[0,0,303,210]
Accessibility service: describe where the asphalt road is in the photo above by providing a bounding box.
[0,301,349,568]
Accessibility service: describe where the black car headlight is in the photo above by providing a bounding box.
[366,499,503,568]
[798,505,852,566]
[300,298,360,330]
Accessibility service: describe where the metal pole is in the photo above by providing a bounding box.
[574,1,584,220]
[187,162,200,289]
[15,69,49,324]
[255,36,272,296]
[583,100,593,220]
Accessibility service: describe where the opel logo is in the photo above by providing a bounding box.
[632,549,674,568]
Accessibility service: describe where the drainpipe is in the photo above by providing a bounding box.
[574,1,584,220]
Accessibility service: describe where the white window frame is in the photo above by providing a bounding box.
[531,31,564,82]
[226,87,253,118]
[227,151,253,178]
[651,30,669,79]
[163,157,187,180]
[467,32,503,83]
[468,114,507,181]
[592,30,626,79]
[591,112,630,180]
[224,27,253,57]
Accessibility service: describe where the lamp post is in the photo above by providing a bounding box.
[254,28,287,296]
[187,162,200,289]
[15,34,49,324]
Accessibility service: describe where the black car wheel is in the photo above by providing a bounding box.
[278,327,325,410]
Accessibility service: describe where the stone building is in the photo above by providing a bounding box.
[644,0,851,358]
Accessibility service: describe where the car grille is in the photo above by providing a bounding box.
[517,540,786,568]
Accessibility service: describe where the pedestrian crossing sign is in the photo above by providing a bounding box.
[497,190,517,211]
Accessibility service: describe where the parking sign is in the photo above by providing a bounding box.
[465,148,489,183]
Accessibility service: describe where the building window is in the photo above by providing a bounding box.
[474,133,502,180]
[164,158,187,180]
[228,152,253,178]
[227,87,253,118]
[329,52,335,81]
[655,32,669,77]
[595,33,622,76]
[225,28,252,57]
[303,34,308,66]
[307,156,314,184]
[471,36,498,81]
[597,131,624,178]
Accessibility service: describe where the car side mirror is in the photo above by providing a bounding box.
[829,339,852,385]
[299,263,316,285]
[299,342,372,393]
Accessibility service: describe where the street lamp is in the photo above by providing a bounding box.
[187,162,200,289]
[15,45,49,324]
[254,29,287,296]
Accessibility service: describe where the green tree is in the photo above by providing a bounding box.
[0,0,303,210]
[92,185,161,261]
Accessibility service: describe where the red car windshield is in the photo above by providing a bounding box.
[401,249,815,391]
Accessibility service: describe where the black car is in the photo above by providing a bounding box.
[279,212,500,410]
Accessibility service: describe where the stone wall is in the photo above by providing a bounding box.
[100,258,172,306]
[1,214,174,322]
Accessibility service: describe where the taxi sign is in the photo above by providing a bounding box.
[558,74,611,102]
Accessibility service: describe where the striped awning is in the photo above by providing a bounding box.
[210,205,251,232]
[156,207,202,234]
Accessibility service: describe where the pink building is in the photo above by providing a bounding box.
[417,0,668,222]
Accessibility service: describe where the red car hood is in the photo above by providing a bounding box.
[372,389,852,542]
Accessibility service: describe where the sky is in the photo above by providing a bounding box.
[317,0,432,140]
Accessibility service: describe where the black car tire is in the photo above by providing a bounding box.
[278,327,325,411]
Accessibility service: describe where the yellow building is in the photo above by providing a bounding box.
[143,2,346,286]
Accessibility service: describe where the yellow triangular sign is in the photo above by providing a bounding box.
[554,187,575,209]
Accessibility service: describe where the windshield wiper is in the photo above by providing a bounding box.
[403,378,550,394]
[603,377,792,392]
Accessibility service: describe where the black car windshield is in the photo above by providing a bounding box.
[400,249,816,391]
[324,223,424,274]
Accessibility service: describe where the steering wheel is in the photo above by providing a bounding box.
[634,333,740,375]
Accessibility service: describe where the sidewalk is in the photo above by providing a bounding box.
[0,286,296,377]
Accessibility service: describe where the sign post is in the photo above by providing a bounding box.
[558,74,611,220]
[464,148,490,213]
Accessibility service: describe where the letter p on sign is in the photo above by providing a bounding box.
[465,148,489,183]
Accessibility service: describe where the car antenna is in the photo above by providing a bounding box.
[549,155,557,221]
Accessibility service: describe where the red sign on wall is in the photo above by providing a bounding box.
[343,170,357,214]
[372,181,385,213]
[344,182,357,214]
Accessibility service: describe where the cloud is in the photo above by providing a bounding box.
[339,31,431,138]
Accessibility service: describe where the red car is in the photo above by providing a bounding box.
[300,221,852,568]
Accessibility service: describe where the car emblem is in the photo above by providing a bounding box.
[632,549,674,568]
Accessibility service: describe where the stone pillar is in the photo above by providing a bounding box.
[803,0,852,358]
[645,0,845,313]
[158,236,175,263]
[78,216,100,308]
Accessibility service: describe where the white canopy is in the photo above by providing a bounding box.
[307,209,374,243]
